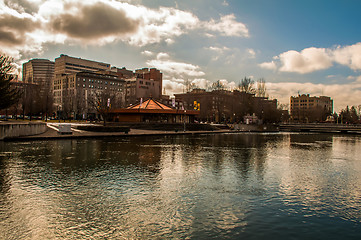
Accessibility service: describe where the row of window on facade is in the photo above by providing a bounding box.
[81,84,122,91]
[81,78,122,86]
[292,99,316,103]
[139,80,155,86]
[291,103,314,107]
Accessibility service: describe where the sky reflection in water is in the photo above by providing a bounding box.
[0,133,361,239]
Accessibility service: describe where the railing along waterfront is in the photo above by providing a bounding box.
[280,123,361,134]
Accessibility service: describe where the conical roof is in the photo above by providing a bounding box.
[127,98,173,110]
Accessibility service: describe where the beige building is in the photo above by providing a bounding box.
[54,54,111,77]
[53,71,125,120]
[52,54,163,119]
[290,94,333,122]
[22,59,54,91]
[135,68,163,98]
[22,59,55,116]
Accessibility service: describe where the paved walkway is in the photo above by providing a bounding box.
[9,124,232,141]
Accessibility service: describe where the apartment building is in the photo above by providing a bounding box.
[290,94,333,122]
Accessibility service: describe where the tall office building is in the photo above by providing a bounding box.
[22,59,54,86]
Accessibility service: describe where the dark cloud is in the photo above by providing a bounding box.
[0,14,40,31]
[0,30,24,45]
[0,14,40,46]
[50,2,140,40]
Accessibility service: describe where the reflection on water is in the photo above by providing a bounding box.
[0,133,361,239]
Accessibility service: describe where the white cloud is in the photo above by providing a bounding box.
[332,43,361,70]
[191,78,210,89]
[205,14,249,37]
[141,50,153,56]
[156,52,170,60]
[259,61,277,70]
[163,79,185,95]
[247,48,256,58]
[165,38,175,44]
[207,46,230,53]
[278,47,332,74]
[262,43,361,74]
[147,57,205,77]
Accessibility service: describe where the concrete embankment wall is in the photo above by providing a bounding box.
[0,122,47,140]
[231,124,279,132]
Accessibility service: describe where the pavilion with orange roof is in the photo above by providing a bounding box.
[109,98,199,123]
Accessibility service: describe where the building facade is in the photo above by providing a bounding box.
[174,89,282,123]
[175,89,259,123]
[290,94,333,122]
[123,68,163,107]
[53,71,125,120]
[54,54,111,77]
[53,55,124,119]
[22,59,54,84]
[22,59,54,93]
[135,68,163,98]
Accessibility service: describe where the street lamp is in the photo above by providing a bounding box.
[183,110,186,132]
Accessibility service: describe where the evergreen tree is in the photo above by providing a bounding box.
[0,56,20,110]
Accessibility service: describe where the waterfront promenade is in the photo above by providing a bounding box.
[1,122,232,141]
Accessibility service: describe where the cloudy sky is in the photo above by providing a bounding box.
[2,0,361,112]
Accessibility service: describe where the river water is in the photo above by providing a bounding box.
[0,133,361,239]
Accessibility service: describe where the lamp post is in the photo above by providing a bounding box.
[184,110,186,132]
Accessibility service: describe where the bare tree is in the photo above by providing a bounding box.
[211,80,225,91]
[239,77,255,94]
[278,103,289,111]
[0,55,20,111]
[88,90,122,126]
[255,78,268,98]
[20,83,41,120]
